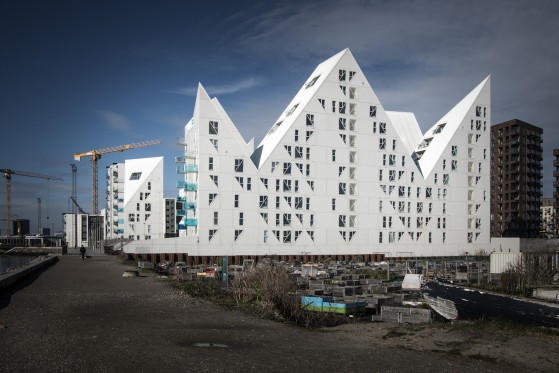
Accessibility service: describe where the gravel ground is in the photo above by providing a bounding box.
[0,255,551,372]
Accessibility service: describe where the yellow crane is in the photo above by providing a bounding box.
[1,169,63,235]
[74,140,161,215]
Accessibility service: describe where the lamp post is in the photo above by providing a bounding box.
[465,251,469,283]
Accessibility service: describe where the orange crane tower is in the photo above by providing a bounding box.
[1,169,64,235]
[73,140,161,215]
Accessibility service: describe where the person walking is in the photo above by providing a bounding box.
[80,245,86,261]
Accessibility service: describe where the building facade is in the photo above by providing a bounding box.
[63,213,104,248]
[490,119,543,238]
[123,48,492,261]
[105,157,166,241]
[540,197,555,238]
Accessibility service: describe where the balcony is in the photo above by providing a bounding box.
[176,164,199,173]
[176,181,198,191]
[177,219,198,230]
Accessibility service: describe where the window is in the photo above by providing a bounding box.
[247,177,252,191]
[210,175,218,187]
[417,202,423,213]
[236,176,244,188]
[476,106,481,117]
[294,130,299,142]
[332,198,336,211]
[259,196,268,208]
[389,170,395,181]
[306,197,310,210]
[339,182,347,195]
[310,214,314,226]
[349,87,356,99]
[283,162,291,175]
[260,213,268,224]
[295,197,303,209]
[283,231,292,243]
[263,230,268,243]
[306,130,313,141]
[208,157,214,171]
[128,213,135,222]
[401,156,406,167]
[370,105,377,117]
[339,102,346,114]
[318,98,325,109]
[239,212,244,226]
[271,161,279,173]
[349,71,356,80]
[372,122,377,133]
[379,122,386,134]
[234,194,239,208]
[275,179,280,192]
[434,123,446,134]
[209,121,218,135]
[389,154,396,166]
[340,134,346,144]
[451,145,458,156]
[213,211,218,225]
[350,151,357,163]
[209,193,217,205]
[295,146,303,159]
[398,201,405,212]
[379,138,386,150]
[305,75,320,88]
[145,203,151,211]
[339,215,347,228]
[467,232,473,243]
[443,174,449,185]
[306,147,310,160]
[379,169,383,181]
[426,188,432,198]
[331,149,336,162]
[234,230,243,241]
[275,214,281,226]
[379,232,383,243]
[294,180,299,192]
[130,172,142,180]
[339,85,346,96]
[452,160,458,171]
[306,114,314,126]
[283,214,291,226]
[284,145,292,156]
[210,139,218,150]
[283,179,291,192]
[392,139,396,151]
[260,178,268,189]
[306,164,310,176]
[209,229,217,241]
[338,166,345,176]
[338,69,346,81]
[276,196,280,208]
[349,167,356,179]
[339,118,346,130]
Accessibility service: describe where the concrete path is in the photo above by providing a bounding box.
[0,255,509,372]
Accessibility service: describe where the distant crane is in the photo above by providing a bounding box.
[73,140,161,215]
[1,169,63,235]
[68,196,87,214]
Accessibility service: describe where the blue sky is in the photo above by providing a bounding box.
[1,0,558,234]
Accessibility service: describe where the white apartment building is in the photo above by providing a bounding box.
[125,48,491,260]
[105,157,166,241]
[63,213,104,249]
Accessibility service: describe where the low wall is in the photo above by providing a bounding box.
[0,255,59,288]
[5,247,63,255]
[520,238,559,253]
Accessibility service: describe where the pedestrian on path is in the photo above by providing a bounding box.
[80,245,86,261]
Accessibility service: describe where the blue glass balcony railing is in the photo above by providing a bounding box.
[176,164,198,173]
[185,218,197,226]
[176,181,198,191]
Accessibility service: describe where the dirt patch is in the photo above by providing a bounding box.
[327,320,559,372]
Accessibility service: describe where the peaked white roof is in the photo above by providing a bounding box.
[253,49,350,168]
[123,156,163,205]
[415,76,491,177]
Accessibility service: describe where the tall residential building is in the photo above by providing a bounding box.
[125,49,491,261]
[105,157,166,240]
[490,119,543,238]
[554,148,559,237]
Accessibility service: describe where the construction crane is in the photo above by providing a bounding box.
[1,169,63,235]
[68,196,87,214]
[73,140,161,215]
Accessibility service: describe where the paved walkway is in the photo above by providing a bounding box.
[0,255,508,372]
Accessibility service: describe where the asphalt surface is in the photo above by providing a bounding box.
[0,255,515,372]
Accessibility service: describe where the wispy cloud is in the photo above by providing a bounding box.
[169,77,265,96]
[98,110,131,131]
